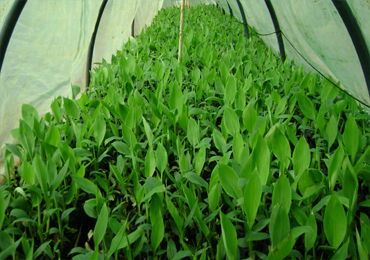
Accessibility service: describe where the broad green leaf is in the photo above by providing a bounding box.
[156,143,167,174]
[33,155,49,199]
[325,115,338,150]
[271,126,291,169]
[291,226,314,240]
[168,81,183,117]
[20,160,35,185]
[224,106,240,136]
[299,72,311,90]
[324,193,347,249]
[328,143,345,191]
[342,157,358,213]
[175,66,182,86]
[292,137,310,185]
[270,204,290,250]
[0,237,21,260]
[5,144,23,160]
[208,184,221,213]
[272,174,292,214]
[343,114,359,164]
[166,195,183,235]
[142,118,154,149]
[22,104,39,128]
[191,66,200,84]
[185,172,208,190]
[112,141,130,155]
[94,203,108,250]
[151,194,164,252]
[121,123,137,149]
[141,185,165,203]
[183,202,198,230]
[254,135,270,185]
[245,231,270,242]
[73,175,98,195]
[183,186,209,236]
[61,207,76,223]
[110,163,126,194]
[316,104,326,134]
[356,228,369,260]
[172,251,192,260]
[144,177,157,196]
[212,128,226,153]
[116,227,145,251]
[220,212,237,260]
[145,148,156,178]
[218,163,242,199]
[267,233,295,260]
[334,100,347,115]
[19,120,34,157]
[187,118,199,147]
[224,76,236,106]
[305,214,317,252]
[244,169,262,229]
[312,195,349,213]
[275,96,287,116]
[94,113,106,148]
[44,123,60,147]
[195,141,206,176]
[235,88,246,111]
[332,238,349,260]
[209,167,220,211]
[63,97,79,119]
[232,132,243,162]
[296,92,316,120]
[51,98,61,123]
[291,204,308,226]
[243,102,257,132]
[50,159,70,193]
[321,80,339,102]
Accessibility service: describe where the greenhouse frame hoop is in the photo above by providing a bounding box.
[86,0,108,87]
[235,0,250,39]
[0,0,27,73]
[264,0,286,62]
[332,0,370,100]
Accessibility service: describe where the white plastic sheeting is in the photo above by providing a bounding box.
[221,0,370,106]
[92,1,140,66]
[0,1,103,177]
[0,0,368,178]
[0,0,189,178]
[0,1,15,33]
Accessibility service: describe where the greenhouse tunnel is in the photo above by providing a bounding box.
[0,0,370,258]
[1,0,369,178]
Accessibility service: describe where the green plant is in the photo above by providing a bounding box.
[1,4,370,260]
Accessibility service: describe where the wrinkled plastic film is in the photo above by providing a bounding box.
[0,0,103,176]
[92,0,140,66]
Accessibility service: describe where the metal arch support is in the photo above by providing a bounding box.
[86,0,108,87]
[0,1,27,74]
[332,0,370,99]
[264,0,286,62]
[235,0,249,39]
[226,1,233,18]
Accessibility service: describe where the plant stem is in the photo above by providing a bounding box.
[37,204,43,243]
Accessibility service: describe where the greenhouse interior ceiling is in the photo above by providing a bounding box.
[0,0,370,259]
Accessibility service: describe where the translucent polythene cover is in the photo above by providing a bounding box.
[0,0,216,179]
[0,0,183,176]
[226,0,369,106]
